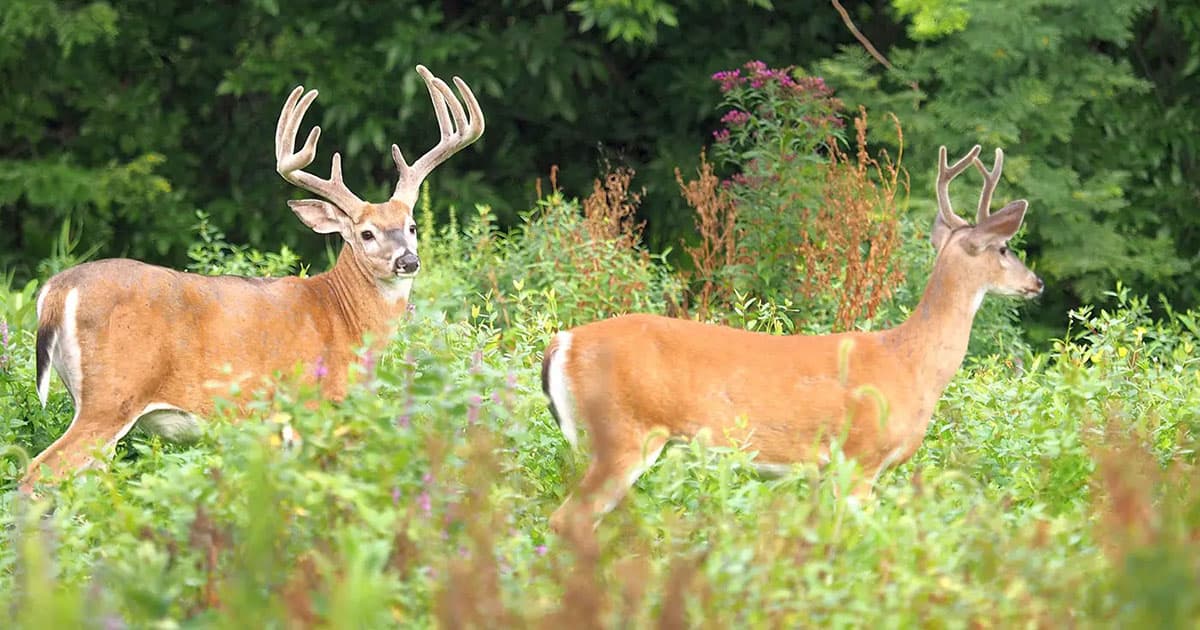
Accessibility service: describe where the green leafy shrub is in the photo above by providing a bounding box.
[430,175,683,349]
[708,60,847,311]
[2,284,1197,626]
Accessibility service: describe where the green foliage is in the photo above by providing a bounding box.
[1,228,1198,623]
[822,0,1197,341]
[186,210,304,278]
[706,61,845,310]
[892,0,970,40]
[1,0,1198,340]
[568,0,679,43]
[423,194,683,350]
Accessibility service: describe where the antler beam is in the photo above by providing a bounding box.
[972,148,1004,223]
[936,144,982,229]
[390,65,485,209]
[276,86,366,219]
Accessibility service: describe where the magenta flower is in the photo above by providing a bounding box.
[711,69,743,92]
[360,350,377,379]
[535,545,548,556]
[470,349,483,374]
[720,110,751,127]
[467,394,482,424]
[0,318,9,371]
[311,356,328,380]
[418,491,431,514]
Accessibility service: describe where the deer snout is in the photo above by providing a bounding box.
[394,251,420,275]
[1025,276,1044,297]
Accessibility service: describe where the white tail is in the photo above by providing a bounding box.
[542,145,1043,531]
[23,65,484,492]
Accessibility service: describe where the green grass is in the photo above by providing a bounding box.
[1,201,1198,628]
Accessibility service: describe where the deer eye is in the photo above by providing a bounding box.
[361,230,375,241]
[998,246,1008,256]
[408,225,417,235]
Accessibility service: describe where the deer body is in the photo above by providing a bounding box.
[544,146,1043,530]
[24,65,484,490]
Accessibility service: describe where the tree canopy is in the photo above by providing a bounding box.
[1,0,1195,339]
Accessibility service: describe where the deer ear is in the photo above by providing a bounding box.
[964,199,1028,251]
[288,199,347,235]
[930,211,955,252]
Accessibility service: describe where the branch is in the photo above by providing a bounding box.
[831,0,894,71]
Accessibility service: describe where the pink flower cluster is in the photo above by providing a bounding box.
[721,109,751,127]
[711,60,835,99]
[0,319,8,371]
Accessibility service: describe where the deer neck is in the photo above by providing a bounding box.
[889,255,985,398]
[314,244,411,347]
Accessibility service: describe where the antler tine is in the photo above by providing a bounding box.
[275,85,365,218]
[972,148,1004,223]
[936,144,982,229]
[391,65,486,208]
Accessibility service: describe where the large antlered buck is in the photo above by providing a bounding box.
[23,65,484,492]
[542,145,1043,531]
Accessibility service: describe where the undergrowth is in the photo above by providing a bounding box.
[1,195,1197,626]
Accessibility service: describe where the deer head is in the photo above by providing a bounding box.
[275,65,484,283]
[930,145,1043,300]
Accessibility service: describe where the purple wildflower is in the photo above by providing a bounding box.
[467,394,482,424]
[396,413,411,429]
[720,110,751,127]
[470,349,483,374]
[418,490,431,514]
[0,319,8,371]
[711,69,743,92]
[391,486,401,506]
[312,356,328,380]
[361,350,377,379]
[712,129,731,143]
[535,545,548,556]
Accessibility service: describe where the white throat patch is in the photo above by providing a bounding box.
[378,277,414,304]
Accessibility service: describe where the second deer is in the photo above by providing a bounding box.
[542,145,1043,530]
[24,65,484,492]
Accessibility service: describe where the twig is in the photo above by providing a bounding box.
[831,0,894,70]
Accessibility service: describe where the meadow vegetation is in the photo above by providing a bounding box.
[1,61,1198,627]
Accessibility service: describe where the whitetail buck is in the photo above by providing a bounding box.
[542,145,1043,530]
[23,65,483,491]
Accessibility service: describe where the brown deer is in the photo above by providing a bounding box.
[24,65,484,491]
[541,145,1042,530]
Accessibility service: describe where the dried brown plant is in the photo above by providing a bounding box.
[797,106,908,331]
[676,149,744,320]
[583,164,646,251]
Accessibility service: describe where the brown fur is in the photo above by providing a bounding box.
[23,66,484,491]
[25,238,411,490]
[545,146,1043,530]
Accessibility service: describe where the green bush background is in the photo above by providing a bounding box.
[2,0,1198,340]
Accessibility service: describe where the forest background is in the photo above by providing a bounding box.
[1,0,1196,341]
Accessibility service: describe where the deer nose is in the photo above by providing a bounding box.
[394,252,420,274]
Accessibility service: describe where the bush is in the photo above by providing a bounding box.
[1,281,1198,625]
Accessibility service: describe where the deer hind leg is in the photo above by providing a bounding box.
[550,429,668,533]
[21,402,144,494]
